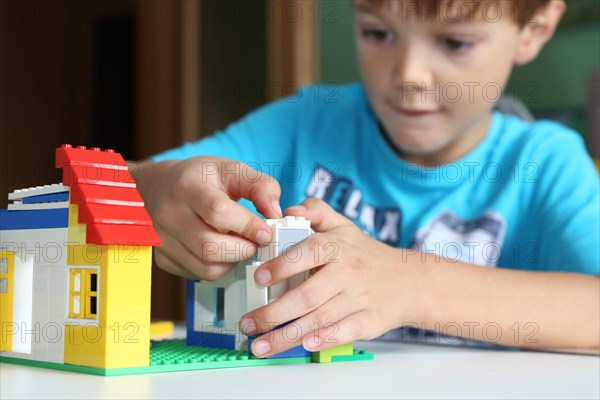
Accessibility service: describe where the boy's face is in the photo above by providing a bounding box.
[353,1,532,165]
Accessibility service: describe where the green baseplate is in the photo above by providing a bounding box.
[0,340,374,376]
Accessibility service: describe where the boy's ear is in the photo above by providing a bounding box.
[514,0,566,65]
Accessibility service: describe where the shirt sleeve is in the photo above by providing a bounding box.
[531,127,600,275]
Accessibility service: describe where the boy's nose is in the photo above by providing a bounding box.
[391,43,434,94]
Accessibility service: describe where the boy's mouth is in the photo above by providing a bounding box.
[387,102,439,117]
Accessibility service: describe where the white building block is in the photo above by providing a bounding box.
[0,228,69,267]
[29,264,69,363]
[193,267,242,330]
[8,202,69,210]
[257,216,312,262]
[193,281,217,332]
[46,264,67,363]
[31,265,50,361]
[245,262,267,311]
[193,266,247,350]
[224,277,245,329]
[288,270,309,291]
[8,184,67,200]
[12,254,34,354]
[226,266,249,350]
[258,216,313,302]
[268,281,289,303]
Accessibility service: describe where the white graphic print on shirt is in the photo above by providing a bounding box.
[306,166,506,266]
[412,210,506,266]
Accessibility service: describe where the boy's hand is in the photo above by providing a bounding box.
[133,157,282,281]
[240,198,424,357]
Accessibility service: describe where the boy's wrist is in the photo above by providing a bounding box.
[130,159,179,212]
[397,248,442,330]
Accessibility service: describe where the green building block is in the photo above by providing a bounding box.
[331,349,374,363]
[0,340,373,376]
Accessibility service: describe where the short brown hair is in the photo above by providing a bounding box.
[356,0,553,27]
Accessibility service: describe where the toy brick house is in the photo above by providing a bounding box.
[0,145,360,375]
[0,144,160,369]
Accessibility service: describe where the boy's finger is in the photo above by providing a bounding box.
[285,198,352,232]
[191,186,273,245]
[222,165,283,219]
[302,311,371,352]
[158,198,260,262]
[249,292,353,357]
[253,233,334,286]
[242,264,341,336]
[247,293,351,357]
[154,238,235,281]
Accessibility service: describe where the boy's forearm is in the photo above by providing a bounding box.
[409,251,600,349]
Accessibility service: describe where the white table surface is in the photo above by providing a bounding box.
[2,339,599,400]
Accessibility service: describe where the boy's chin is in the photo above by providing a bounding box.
[387,136,452,163]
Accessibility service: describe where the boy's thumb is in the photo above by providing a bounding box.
[285,197,351,232]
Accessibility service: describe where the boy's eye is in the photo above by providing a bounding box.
[362,29,394,43]
[441,38,473,52]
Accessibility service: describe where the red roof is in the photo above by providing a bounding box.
[56,144,161,246]
[70,184,144,207]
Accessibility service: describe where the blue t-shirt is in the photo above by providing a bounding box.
[152,83,600,275]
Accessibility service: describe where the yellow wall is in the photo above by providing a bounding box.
[64,244,152,369]
[0,251,15,352]
[67,204,86,244]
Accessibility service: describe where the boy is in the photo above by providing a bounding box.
[133,0,599,357]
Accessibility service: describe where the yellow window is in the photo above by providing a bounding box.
[0,252,15,352]
[69,268,98,319]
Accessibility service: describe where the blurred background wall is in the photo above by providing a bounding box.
[1,0,317,320]
[1,0,598,320]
